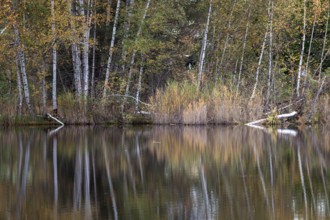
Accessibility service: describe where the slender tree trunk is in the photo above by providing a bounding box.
[251,26,268,100]
[318,6,329,82]
[42,60,47,115]
[122,0,151,111]
[70,2,82,97]
[302,14,317,95]
[103,0,121,98]
[51,0,57,113]
[218,0,236,78]
[72,43,82,97]
[236,9,250,96]
[296,0,307,97]
[135,56,144,111]
[82,0,93,103]
[197,0,212,91]
[15,54,23,117]
[13,24,33,115]
[266,0,274,103]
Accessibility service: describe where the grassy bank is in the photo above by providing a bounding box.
[0,82,329,126]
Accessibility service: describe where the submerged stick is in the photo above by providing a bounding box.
[47,113,64,126]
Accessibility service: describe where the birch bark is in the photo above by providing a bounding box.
[266,0,274,103]
[15,54,23,117]
[13,24,33,115]
[250,26,268,100]
[302,14,317,94]
[103,0,121,98]
[197,0,212,91]
[135,56,144,111]
[296,0,307,97]
[51,0,57,113]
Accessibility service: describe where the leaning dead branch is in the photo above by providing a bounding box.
[47,113,64,126]
[246,111,298,126]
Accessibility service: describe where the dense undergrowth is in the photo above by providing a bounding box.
[150,81,264,124]
[0,81,329,126]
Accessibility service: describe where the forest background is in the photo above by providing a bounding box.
[0,0,329,125]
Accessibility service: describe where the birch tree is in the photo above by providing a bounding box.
[250,26,268,100]
[197,0,212,91]
[122,0,151,110]
[135,55,144,111]
[51,0,57,113]
[82,0,93,103]
[266,0,274,103]
[70,2,82,97]
[103,0,121,98]
[302,14,317,94]
[296,0,307,97]
[15,54,23,117]
[13,24,33,115]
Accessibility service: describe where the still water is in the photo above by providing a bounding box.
[0,125,329,220]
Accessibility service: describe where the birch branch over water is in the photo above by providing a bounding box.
[246,111,297,126]
[47,113,65,126]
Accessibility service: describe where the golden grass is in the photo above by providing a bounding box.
[150,81,263,124]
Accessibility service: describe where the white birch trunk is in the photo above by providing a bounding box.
[15,54,23,117]
[103,0,121,98]
[122,0,151,111]
[51,0,57,112]
[70,2,82,97]
[296,0,307,97]
[303,14,317,94]
[72,43,82,97]
[42,60,47,115]
[197,0,212,91]
[91,18,96,99]
[266,0,273,102]
[250,26,268,100]
[236,10,250,95]
[82,0,92,102]
[135,57,144,111]
[13,25,33,115]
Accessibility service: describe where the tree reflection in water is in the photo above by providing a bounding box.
[0,126,329,219]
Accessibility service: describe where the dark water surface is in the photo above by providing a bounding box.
[0,125,330,220]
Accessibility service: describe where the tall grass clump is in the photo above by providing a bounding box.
[150,81,263,124]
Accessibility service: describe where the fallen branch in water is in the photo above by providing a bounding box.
[47,113,64,126]
[246,111,298,126]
